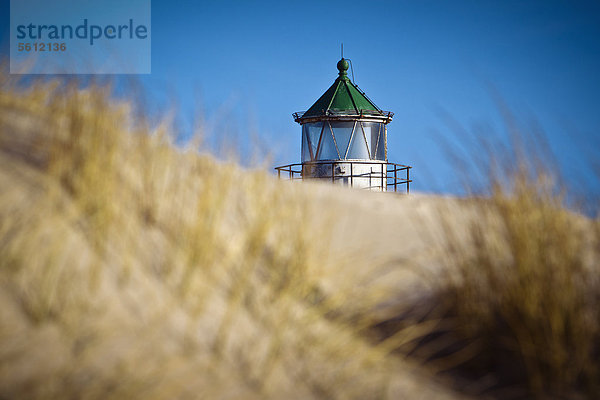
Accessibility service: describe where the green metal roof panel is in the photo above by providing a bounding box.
[301,58,382,119]
[342,80,379,111]
[303,80,340,117]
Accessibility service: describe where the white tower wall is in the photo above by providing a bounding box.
[303,161,387,191]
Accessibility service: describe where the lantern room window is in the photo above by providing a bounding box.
[301,120,386,162]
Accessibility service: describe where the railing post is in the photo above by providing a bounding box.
[394,166,397,192]
[350,162,353,187]
[331,162,334,183]
[407,167,410,193]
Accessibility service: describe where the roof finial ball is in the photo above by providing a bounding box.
[275,55,412,193]
[337,58,349,78]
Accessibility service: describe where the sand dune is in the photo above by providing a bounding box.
[1,77,597,399]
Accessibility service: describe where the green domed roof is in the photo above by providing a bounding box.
[299,58,383,120]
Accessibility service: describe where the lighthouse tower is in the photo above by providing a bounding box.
[275,58,411,192]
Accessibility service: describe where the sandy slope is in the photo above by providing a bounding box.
[0,137,471,399]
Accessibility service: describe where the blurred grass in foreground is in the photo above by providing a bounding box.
[0,72,598,400]
[0,73,456,399]
[372,123,600,399]
[442,167,600,398]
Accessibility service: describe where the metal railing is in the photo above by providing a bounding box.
[274,161,411,193]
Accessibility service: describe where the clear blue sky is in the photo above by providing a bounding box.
[1,0,599,203]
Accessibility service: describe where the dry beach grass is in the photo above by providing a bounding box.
[0,73,598,399]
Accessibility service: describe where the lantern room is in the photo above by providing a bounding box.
[275,57,411,192]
